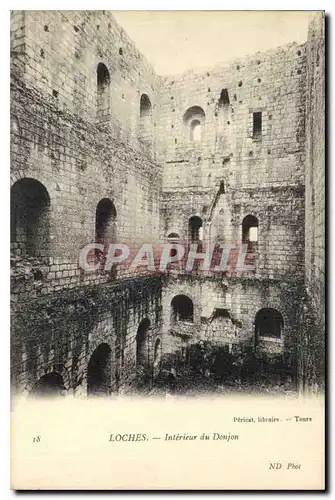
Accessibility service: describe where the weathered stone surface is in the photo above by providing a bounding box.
[10,11,325,395]
[299,12,325,391]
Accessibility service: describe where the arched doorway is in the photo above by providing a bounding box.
[11,178,50,259]
[171,295,194,323]
[95,198,117,243]
[29,372,66,398]
[87,343,112,396]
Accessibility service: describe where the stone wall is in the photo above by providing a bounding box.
[11,10,163,300]
[10,11,325,395]
[11,10,162,153]
[161,275,301,372]
[157,43,306,189]
[160,185,305,280]
[10,11,164,395]
[11,276,162,395]
[155,39,308,378]
[300,12,325,390]
[157,43,306,282]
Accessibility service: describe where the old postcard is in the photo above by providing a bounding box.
[10,10,325,490]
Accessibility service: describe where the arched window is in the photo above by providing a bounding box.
[183,106,205,143]
[11,178,50,259]
[255,308,283,339]
[97,63,110,123]
[171,295,194,323]
[95,198,117,242]
[189,216,203,242]
[29,372,65,398]
[242,215,259,244]
[87,343,112,396]
[136,318,151,368]
[139,94,152,142]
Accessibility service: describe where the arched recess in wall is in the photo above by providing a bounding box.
[189,216,203,242]
[29,372,66,398]
[139,94,153,143]
[95,198,117,243]
[87,343,112,396]
[11,178,51,260]
[136,318,151,368]
[242,215,259,245]
[167,232,180,240]
[97,62,111,123]
[171,295,194,323]
[183,106,205,142]
[255,308,283,339]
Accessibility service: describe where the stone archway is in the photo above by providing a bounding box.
[87,343,112,396]
[29,372,66,398]
[11,177,51,259]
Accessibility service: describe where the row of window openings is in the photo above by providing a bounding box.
[169,215,258,243]
[10,179,118,259]
[183,92,261,143]
[97,63,153,138]
[171,295,283,339]
[188,112,262,143]
[97,68,263,143]
[190,112,262,142]
[10,179,258,260]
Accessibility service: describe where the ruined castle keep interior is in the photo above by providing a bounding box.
[10,11,325,397]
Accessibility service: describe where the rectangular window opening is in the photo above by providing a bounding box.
[253,112,262,139]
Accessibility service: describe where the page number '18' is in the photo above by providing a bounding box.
[33,436,41,443]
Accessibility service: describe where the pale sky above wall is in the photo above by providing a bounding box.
[113,11,312,75]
